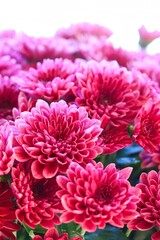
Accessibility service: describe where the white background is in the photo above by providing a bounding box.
[0,0,160,52]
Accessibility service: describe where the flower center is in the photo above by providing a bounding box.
[95,185,113,204]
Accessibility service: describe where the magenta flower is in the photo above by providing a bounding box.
[0,75,20,120]
[14,99,102,179]
[75,60,139,126]
[57,162,140,232]
[32,227,82,240]
[15,58,76,102]
[128,170,160,240]
[133,97,160,153]
[0,122,14,176]
[140,149,160,169]
[0,182,20,240]
[11,163,62,229]
[0,55,21,76]
[55,22,112,41]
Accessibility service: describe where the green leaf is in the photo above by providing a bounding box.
[57,222,83,238]
[85,225,129,240]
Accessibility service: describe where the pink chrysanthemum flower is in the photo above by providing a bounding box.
[14,99,102,179]
[0,75,20,120]
[128,170,160,240]
[0,182,20,240]
[74,60,141,153]
[75,60,139,126]
[0,55,21,76]
[132,97,160,153]
[32,227,82,240]
[12,91,37,120]
[55,22,112,41]
[57,162,140,232]
[139,149,160,169]
[0,122,14,176]
[11,163,62,229]
[15,58,76,102]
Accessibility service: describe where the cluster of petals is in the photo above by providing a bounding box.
[139,149,160,169]
[74,60,143,153]
[56,162,140,232]
[138,25,160,48]
[55,22,112,41]
[132,96,160,153]
[0,55,21,76]
[11,162,62,229]
[0,181,20,240]
[32,227,82,240]
[0,122,14,175]
[14,99,102,179]
[15,58,76,102]
[128,170,160,240]
[0,75,20,120]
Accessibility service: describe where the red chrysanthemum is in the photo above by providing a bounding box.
[14,99,102,179]
[0,122,14,175]
[127,170,160,240]
[0,75,20,120]
[0,182,20,240]
[32,227,82,240]
[11,163,62,229]
[132,97,160,153]
[15,58,76,102]
[57,162,140,232]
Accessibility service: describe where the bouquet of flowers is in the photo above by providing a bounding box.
[0,22,160,240]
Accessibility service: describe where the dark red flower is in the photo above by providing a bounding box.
[0,182,19,240]
[0,122,14,175]
[15,58,76,102]
[57,162,140,232]
[11,163,62,229]
[14,99,102,179]
[128,170,160,240]
[133,97,160,153]
[32,227,82,240]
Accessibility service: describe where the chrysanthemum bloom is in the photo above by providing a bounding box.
[138,25,160,48]
[132,97,160,153]
[75,60,139,126]
[0,182,20,240]
[32,227,82,240]
[12,91,37,120]
[11,163,62,229]
[0,122,14,175]
[57,162,140,232]
[74,60,140,153]
[14,100,102,179]
[0,75,20,120]
[127,170,160,240]
[0,55,21,76]
[139,149,160,169]
[55,22,112,41]
[15,58,76,102]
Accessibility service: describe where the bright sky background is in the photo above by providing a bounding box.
[0,0,160,52]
